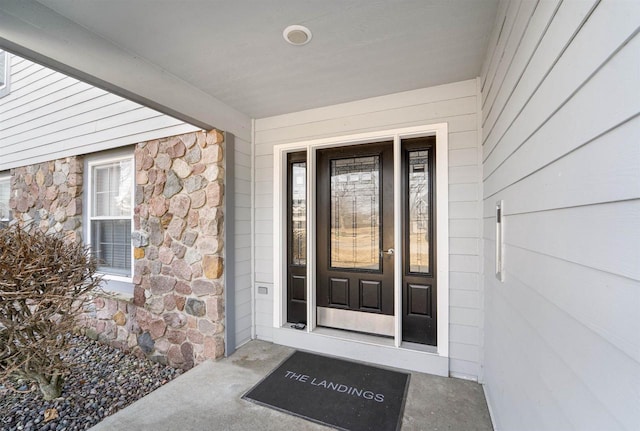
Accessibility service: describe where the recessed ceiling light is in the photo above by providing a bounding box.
[283,25,312,46]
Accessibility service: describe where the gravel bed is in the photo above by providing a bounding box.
[0,335,183,431]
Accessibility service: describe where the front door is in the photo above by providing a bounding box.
[286,137,437,345]
[316,142,395,336]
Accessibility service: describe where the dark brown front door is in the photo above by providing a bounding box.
[316,142,395,336]
[287,138,437,345]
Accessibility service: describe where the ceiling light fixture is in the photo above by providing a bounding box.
[283,25,312,46]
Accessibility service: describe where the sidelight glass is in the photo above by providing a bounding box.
[408,150,430,273]
[330,156,380,270]
[291,162,306,265]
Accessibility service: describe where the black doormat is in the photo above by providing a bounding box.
[242,351,410,431]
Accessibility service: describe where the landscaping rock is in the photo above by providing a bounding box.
[0,336,182,431]
[137,332,155,354]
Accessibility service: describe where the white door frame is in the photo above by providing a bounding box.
[272,123,449,374]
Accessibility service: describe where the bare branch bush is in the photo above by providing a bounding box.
[0,226,102,400]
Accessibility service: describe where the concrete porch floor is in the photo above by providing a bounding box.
[90,340,493,430]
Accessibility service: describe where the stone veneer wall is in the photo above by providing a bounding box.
[130,130,226,368]
[7,129,226,370]
[9,156,83,244]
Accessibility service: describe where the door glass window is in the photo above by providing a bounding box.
[330,156,380,270]
[291,162,306,265]
[408,150,430,273]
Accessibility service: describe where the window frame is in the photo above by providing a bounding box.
[0,173,11,226]
[0,50,11,98]
[86,153,135,283]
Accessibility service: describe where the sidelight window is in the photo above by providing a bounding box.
[287,152,308,324]
[407,150,430,273]
[291,161,307,265]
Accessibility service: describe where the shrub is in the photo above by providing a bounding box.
[0,226,102,400]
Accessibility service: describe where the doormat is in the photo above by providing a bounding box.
[242,351,410,431]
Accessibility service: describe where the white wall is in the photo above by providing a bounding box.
[0,54,200,171]
[481,0,640,429]
[254,79,484,379]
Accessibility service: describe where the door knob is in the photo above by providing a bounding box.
[380,248,394,257]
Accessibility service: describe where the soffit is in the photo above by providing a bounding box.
[35,0,498,119]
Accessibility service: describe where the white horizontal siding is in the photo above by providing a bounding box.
[254,79,483,379]
[233,136,253,348]
[0,54,199,170]
[482,116,640,218]
[255,286,275,342]
[481,1,640,430]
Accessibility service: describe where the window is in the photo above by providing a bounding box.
[287,152,307,324]
[0,50,10,98]
[0,175,10,227]
[88,157,133,279]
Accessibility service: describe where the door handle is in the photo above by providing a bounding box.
[380,248,394,257]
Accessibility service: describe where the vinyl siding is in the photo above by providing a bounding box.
[253,79,484,379]
[233,135,253,348]
[480,1,640,430]
[0,54,199,170]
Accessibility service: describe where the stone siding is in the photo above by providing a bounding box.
[9,156,83,244]
[131,129,226,368]
[78,294,140,353]
[7,129,226,370]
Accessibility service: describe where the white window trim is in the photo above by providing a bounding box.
[0,50,11,98]
[86,153,135,284]
[272,123,450,376]
[0,173,10,224]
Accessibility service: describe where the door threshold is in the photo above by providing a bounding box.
[284,324,438,353]
[273,325,448,376]
[400,341,437,354]
[312,326,395,347]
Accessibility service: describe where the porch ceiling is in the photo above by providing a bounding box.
[0,0,498,136]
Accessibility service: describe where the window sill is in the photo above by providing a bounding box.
[89,288,134,304]
[100,273,133,283]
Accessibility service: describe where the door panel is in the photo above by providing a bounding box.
[317,142,394,334]
[360,280,382,311]
[329,278,349,307]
